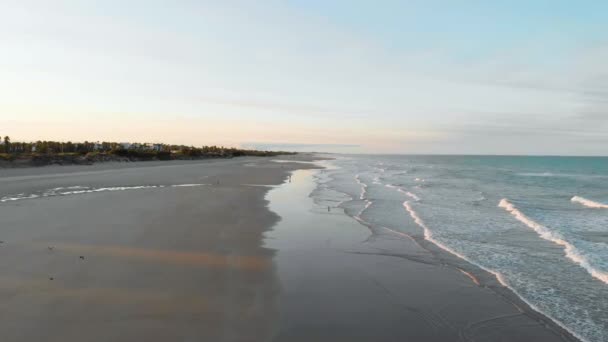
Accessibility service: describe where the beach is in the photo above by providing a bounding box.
[0,156,580,341]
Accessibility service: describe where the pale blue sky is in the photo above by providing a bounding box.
[1,1,607,155]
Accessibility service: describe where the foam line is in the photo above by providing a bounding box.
[401,202,490,277]
[571,196,608,209]
[0,183,212,203]
[0,194,39,202]
[171,184,209,187]
[499,199,608,284]
[397,199,589,342]
[355,200,373,219]
[385,184,420,202]
[355,174,367,200]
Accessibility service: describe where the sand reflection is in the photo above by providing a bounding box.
[47,242,270,271]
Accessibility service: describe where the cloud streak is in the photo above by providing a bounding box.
[0,1,607,154]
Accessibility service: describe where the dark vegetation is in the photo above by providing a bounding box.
[0,136,295,166]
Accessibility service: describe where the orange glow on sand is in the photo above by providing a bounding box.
[47,242,270,271]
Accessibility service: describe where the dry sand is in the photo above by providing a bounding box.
[0,156,315,342]
[0,155,580,342]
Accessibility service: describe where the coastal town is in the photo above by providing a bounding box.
[0,136,292,166]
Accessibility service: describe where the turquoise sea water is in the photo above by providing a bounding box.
[314,155,608,342]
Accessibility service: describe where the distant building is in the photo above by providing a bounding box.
[143,143,163,152]
[120,142,131,149]
[93,143,103,151]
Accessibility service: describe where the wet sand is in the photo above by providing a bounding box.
[266,168,579,342]
[0,156,580,341]
[0,156,315,342]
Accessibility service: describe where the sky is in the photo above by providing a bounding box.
[1,0,607,155]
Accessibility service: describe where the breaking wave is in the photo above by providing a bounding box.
[571,196,608,209]
[398,200,588,341]
[384,184,420,201]
[499,199,608,284]
[401,201,508,286]
[355,174,367,200]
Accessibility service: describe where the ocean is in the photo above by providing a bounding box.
[312,155,608,342]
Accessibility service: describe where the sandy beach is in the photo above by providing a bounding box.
[0,156,579,342]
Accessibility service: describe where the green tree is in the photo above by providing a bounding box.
[3,136,10,153]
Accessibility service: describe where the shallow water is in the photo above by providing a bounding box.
[313,155,608,342]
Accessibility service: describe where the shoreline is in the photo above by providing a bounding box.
[266,159,581,342]
[0,155,318,342]
[395,199,583,341]
[0,154,583,341]
[409,221,583,342]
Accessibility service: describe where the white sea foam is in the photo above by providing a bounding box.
[0,183,213,204]
[406,192,420,201]
[571,196,608,209]
[69,185,162,195]
[171,183,209,187]
[355,174,367,200]
[0,194,40,202]
[272,159,316,164]
[397,188,420,201]
[399,201,581,341]
[354,200,374,222]
[399,198,588,342]
[403,202,470,266]
[401,201,508,286]
[385,184,420,201]
[517,172,556,177]
[499,199,608,285]
[400,190,420,201]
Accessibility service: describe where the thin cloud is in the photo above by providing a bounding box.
[243,142,360,151]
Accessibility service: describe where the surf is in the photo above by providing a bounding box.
[354,174,367,200]
[499,198,608,284]
[571,196,608,209]
[402,201,508,285]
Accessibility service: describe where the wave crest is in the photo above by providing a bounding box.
[355,174,367,200]
[402,201,508,286]
[498,199,608,284]
[571,196,608,209]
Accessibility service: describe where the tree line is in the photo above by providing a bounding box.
[0,136,292,159]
